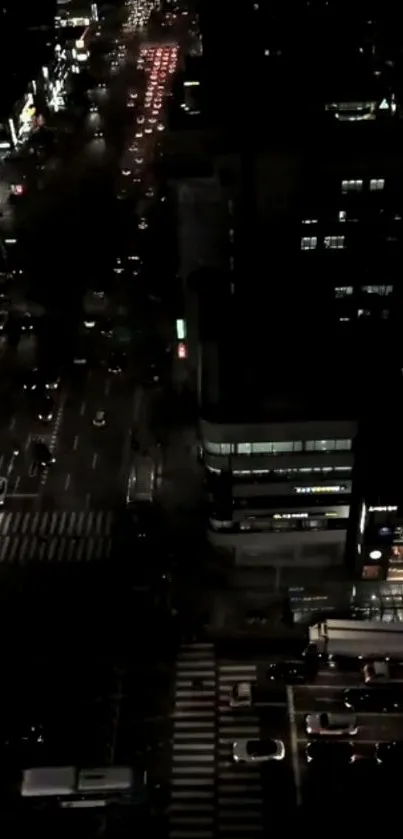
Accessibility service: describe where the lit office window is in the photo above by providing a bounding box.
[341,179,363,193]
[334,286,353,297]
[301,236,317,250]
[324,235,345,249]
[361,285,393,295]
[294,485,348,494]
[370,178,385,191]
[304,439,352,452]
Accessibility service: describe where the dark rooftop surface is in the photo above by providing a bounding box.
[200,301,397,424]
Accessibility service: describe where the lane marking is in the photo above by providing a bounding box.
[65,473,71,490]
[92,452,98,469]
[73,434,79,450]
[25,434,31,452]
[287,685,302,808]
[80,401,86,415]
[40,394,65,488]
[9,417,15,431]
[104,380,110,396]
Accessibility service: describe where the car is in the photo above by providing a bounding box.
[94,128,104,138]
[89,103,98,113]
[23,369,41,392]
[0,477,8,506]
[138,217,148,230]
[362,661,390,684]
[107,351,126,375]
[92,409,106,427]
[20,313,33,331]
[375,740,403,766]
[73,354,87,365]
[11,440,20,457]
[0,309,8,331]
[233,738,285,764]
[229,682,252,708]
[44,371,60,391]
[305,740,355,766]
[304,712,358,737]
[344,687,403,712]
[36,396,54,423]
[100,319,113,338]
[33,440,55,467]
[267,660,311,684]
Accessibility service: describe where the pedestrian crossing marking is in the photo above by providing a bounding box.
[0,510,115,564]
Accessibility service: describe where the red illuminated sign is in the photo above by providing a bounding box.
[177,342,187,359]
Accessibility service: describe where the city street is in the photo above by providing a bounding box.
[165,644,403,834]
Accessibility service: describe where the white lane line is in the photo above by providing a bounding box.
[9,416,16,431]
[64,473,71,490]
[287,685,302,808]
[25,434,31,452]
[73,435,79,450]
[104,380,110,396]
[92,452,98,470]
[80,401,86,415]
[14,476,20,491]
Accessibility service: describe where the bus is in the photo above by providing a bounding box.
[126,455,156,505]
[21,765,147,808]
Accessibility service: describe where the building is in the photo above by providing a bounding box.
[198,298,365,581]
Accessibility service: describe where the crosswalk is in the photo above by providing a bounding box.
[169,648,265,838]
[217,663,263,837]
[170,643,217,839]
[0,510,114,564]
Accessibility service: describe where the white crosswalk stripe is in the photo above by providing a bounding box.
[0,511,114,563]
[217,663,264,838]
[169,643,216,839]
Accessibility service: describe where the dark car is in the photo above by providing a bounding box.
[375,740,403,766]
[344,688,403,713]
[306,740,355,766]
[36,395,54,423]
[22,368,41,392]
[107,350,126,374]
[267,660,311,684]
[33,441,55,467]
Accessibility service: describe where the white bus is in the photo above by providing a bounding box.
[21,765,147,808]
[126,455,156,505]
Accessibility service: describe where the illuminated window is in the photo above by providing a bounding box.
[361,285,392,295]
[324,235,345,249]
[301,236,317,250]
[304,439,352,452]
[302,219,318,225]
[338,211,346,222]
[334,286,353,297]
[341,179,363,193]
[294,485,348,494]
[235,441,303,455]
[205,442,235,455]
[370,178,385,191]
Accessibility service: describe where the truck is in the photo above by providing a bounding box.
[306,618,403,662]
[126,455,156,505]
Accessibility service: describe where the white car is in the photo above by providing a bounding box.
[304,712,358,737]
[93,409,106,427]
[0,477,8,506]
[233,739,285,764]
[229,682,252,708]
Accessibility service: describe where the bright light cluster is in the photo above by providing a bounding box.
[123,0,152,31]
[126,44,179,178]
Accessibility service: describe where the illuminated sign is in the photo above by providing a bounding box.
[369,505,398,512]
[176,319,186,340]
[273,513,308,520]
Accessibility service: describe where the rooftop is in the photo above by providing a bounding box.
[200,302,396,424]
